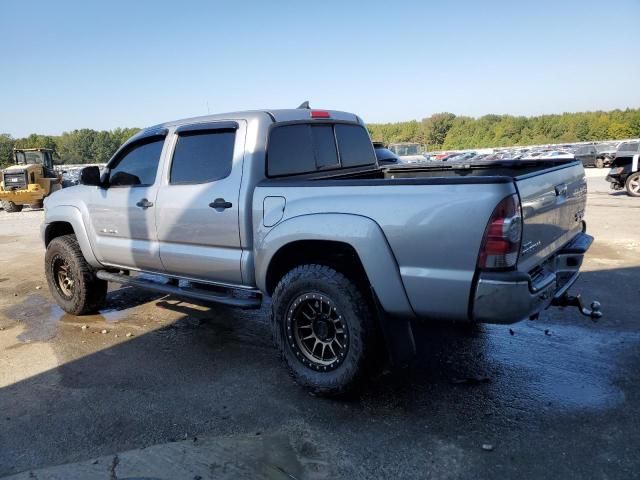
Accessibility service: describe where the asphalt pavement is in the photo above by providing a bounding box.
[0,169,638,479]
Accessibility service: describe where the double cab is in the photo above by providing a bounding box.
[42,105,597,395]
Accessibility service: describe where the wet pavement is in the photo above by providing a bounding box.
[0,172,639,479]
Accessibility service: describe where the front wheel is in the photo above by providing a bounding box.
[45,234,107,315]
[272,264,380,396]
[625,172,640,197]
[1,201,23,213]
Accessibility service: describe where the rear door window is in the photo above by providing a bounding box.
[170,130,235,184]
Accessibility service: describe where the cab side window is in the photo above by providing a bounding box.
[170,130,236,184]
[109,137,165,187]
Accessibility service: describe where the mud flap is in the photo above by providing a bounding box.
[371,288,416,366]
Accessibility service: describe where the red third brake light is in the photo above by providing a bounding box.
[477,194,522,269]
[310,110,331,119]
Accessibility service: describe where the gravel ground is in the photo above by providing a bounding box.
[0,171,639,479]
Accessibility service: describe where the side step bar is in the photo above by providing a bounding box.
[96,270,263,310]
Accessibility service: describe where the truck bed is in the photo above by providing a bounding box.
[255,159,587,322]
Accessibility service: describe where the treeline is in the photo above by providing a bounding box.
[367,108,640,151]
[2,108,640,168]
[0,128,140,168]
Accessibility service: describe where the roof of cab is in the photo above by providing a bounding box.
[154,108,362,130]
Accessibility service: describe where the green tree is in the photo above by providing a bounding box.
[0,134,15,168]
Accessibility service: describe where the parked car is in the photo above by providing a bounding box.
[373,142,401,165]
[594,142,619,168]
[573,144,598,168]
[42,105,598,395]
[606,141,640,196]
[387,142,426,164]
[61,169,81,188]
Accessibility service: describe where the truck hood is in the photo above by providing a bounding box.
[43,184,82,209]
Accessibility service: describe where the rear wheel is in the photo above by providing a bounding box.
[1,201,23,213]
[45,234,107,315]
[272,264,380,396]
[30,200,44,209]
[595,158,604,169]
[625,172,640,197]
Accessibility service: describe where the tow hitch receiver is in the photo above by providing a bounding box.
[552,293,602,321]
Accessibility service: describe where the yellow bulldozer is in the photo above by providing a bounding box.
[0,148,62,213]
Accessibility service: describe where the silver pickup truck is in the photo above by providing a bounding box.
[42,105,599,395]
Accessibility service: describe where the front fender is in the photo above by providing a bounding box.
[42,205,102,269]
[255,213,415,317]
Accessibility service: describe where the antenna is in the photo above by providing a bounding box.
[297,101,310,109]
[206,101,210,114]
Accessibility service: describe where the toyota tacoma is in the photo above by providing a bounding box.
[42,104,600,395]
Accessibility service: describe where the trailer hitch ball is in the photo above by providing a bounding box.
[588,301,602,320]
[553,294,602,322]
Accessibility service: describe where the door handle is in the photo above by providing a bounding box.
[209,198,233,210]
[136,198,154,209]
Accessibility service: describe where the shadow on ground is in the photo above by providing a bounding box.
[0,268,639,479]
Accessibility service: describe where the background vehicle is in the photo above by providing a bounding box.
[387,142,426,163]
[595,142,619,168]
[61,168,82,188]
[573,144,598,167]
[0,148,61,212]
[607,141,640,196]
[42,106,596,395]
[373,142,401,165]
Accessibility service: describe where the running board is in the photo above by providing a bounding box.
[96,270,262,310]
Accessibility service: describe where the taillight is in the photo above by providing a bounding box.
[310,110,330,119]
[477,194,522,269]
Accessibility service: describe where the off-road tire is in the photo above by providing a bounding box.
[45,234,107,315]
[595,158,605,169]
[272,264,380,396]
[30,200,44,209]
[625,172,640,197]
[2,201,23,213]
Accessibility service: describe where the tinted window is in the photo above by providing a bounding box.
[170,130,235,184]
[109,137,164,186]
[268,124,316,176]
[618,142,640,154]
[311,125,339,169]
[267,123,375,177]
[335,124,377,167]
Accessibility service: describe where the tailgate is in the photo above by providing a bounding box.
[516,162,587,273]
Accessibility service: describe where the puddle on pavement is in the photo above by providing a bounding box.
[1,294,130,343]
[480,323,630,411]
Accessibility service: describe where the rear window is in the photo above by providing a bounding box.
[335,124,377,167]
[267,123,375,177]
[170,130,235,184]
[617,142,640,154]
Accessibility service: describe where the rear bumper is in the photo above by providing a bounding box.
[471,232,593,324]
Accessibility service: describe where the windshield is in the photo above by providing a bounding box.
[390,144,421,156]
[15,151,45,165]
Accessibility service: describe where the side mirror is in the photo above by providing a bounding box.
[79,166,102,187]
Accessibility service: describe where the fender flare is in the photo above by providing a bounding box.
[255,213,415,317]
[42,205,102,269]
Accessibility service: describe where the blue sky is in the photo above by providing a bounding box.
[2,0,639,137]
